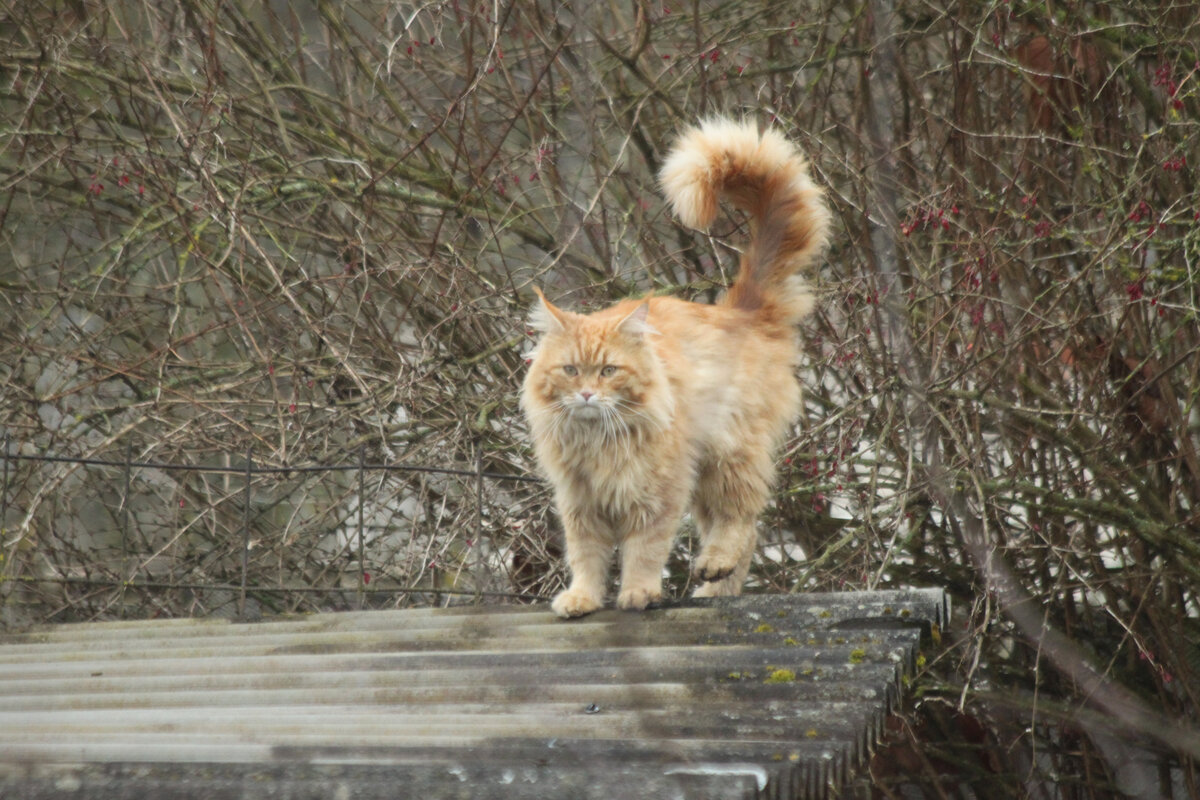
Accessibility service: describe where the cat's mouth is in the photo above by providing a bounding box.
[567,401,605,419]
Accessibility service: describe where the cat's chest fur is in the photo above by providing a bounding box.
[536,420,690,536]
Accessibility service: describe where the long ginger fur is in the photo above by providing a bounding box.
[521,118,830,618]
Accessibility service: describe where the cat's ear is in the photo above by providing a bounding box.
[616,302,655,340]
[528,286,571,334]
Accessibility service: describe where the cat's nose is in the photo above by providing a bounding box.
[579,390,595,401]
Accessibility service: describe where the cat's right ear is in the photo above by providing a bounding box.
[528,287,571,334]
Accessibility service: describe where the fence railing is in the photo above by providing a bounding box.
[1,435,549,620]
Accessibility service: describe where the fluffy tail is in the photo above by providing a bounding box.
[659,118,830,322]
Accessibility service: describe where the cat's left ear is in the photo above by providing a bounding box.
[528,286,571,334]
[616,302,654,340]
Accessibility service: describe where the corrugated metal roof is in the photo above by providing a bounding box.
[0,589,947,800]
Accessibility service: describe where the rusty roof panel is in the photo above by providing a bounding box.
[0,589,947,799]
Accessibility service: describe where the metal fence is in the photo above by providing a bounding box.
[1,435,550,623]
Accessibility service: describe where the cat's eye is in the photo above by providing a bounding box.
[600,365,617,377]
[562,365,578,376]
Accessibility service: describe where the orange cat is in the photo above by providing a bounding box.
[521,118,830,618]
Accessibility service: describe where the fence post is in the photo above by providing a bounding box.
[239,447,252,618]
[120,443,132,559]
[119,442,134,618]
[1,434,9,537]
[357,445,365,610]
[474,436,484,604]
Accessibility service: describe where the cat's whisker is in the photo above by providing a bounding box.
[611,399,667,434]
[601,404,623,443]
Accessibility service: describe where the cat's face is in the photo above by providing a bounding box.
[522,292,662,435]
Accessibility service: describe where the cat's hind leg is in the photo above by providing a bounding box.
[691,514,757,590]
[690,452,773,595]
[692,545,753,597]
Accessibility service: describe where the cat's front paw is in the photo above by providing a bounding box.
[617,585,662,612]
[551,588,604,619]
